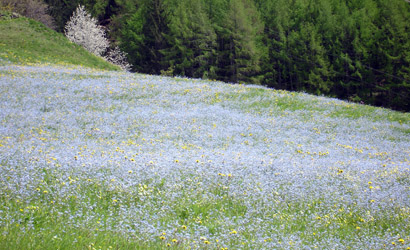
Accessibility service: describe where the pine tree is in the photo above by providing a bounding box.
[258,0,290,89]
[120,0,170,74]
[162,0,217,78]
[217,0,263,83]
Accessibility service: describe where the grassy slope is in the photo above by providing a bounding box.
[1,65,409,249]
[0,15,119,70]
[0,13,410,250]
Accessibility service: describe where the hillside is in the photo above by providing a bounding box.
[0,13,410,250]
[0,15,118,70]
[1,62,410,249]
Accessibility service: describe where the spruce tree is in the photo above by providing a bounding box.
[120,0,171,74]
[163,0,217,78]
[218,0,263,84]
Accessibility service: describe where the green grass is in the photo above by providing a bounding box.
[217,86,410,124]
[0,15,119,71]
[1,11,409,250]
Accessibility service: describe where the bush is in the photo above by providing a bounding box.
[104,46,132,71]
[64,5,131,71]
[64,5,109,57]
[0,0,55,29]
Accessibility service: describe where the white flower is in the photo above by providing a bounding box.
[64,5,109,57]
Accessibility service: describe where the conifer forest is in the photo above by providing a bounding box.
[35,0,410,110]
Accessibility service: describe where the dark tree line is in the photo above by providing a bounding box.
[11,0,410,110]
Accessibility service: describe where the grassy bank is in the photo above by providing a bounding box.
[0,15,118,70]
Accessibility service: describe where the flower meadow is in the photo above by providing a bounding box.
[0,63,409,249]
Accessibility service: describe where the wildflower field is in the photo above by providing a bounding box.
[0,63,409,249]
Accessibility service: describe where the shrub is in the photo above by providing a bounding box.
[104,46,132,71]
[65,5,131,71]
[64,5,109,57]
[0,0,55,29]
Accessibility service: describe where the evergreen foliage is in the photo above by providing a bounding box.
[121,0,170,74]
[18,0,410,110]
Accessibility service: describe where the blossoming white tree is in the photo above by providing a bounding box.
[105,46,132,71]
[64,5,109,57]
[64,5,131,71]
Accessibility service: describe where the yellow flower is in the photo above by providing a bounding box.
[181,225,187,230]
[128,170,133,174]
[399,238,404,244]
[172,239,178,243]
[204,241,210,244]
[159,236,166,240]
